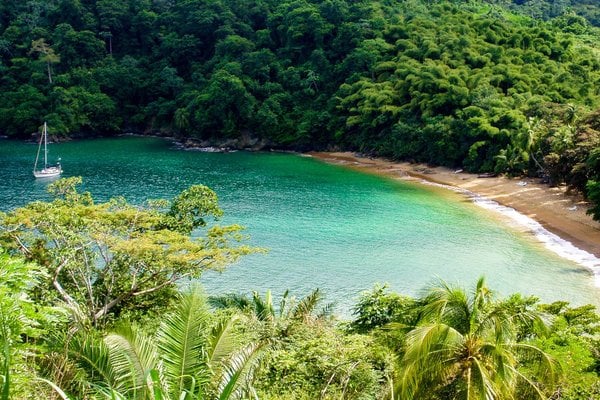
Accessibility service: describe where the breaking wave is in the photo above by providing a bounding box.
[420,179,600,287]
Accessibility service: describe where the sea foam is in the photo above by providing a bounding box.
[418,179,600,287]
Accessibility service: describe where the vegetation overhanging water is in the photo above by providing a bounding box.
[1,136,599,315]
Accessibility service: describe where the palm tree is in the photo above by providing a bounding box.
[49,287,262,400]
[396,277,560,400]
[209,289,334,340]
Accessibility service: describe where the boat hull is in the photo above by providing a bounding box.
[33,167,62,178]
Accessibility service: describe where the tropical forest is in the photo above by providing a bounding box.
[1,0,600,399]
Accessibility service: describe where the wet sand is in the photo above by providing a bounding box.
[309,152,600,258]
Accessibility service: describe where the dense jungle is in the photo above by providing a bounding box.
[2,1,600,398]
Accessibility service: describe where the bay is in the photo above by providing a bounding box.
[1,136,598,315]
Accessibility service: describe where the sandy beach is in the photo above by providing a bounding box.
[309,152,600,259]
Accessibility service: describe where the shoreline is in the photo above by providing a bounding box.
[308,152,600,262]
[7,134,600,263]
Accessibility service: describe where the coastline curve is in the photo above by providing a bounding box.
[419,179,600,286]
[309,151,600,287]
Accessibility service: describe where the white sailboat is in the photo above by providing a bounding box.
[33,122,62,178]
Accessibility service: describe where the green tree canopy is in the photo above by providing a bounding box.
[0,177,257,328]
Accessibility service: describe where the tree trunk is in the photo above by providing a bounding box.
[46,62,53,83]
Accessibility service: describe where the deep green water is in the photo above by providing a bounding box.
[1,136,599,315]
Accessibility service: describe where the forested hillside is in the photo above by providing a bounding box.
[2,0,600,216]
[488,0,600,26]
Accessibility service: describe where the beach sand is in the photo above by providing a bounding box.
[309,152,600,258]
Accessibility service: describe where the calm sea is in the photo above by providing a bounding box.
[1,136,598,316]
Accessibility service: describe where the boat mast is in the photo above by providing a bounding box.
[33,123,44,172]
[43,122,48,168]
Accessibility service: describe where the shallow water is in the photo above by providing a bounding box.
[1,136,599,316]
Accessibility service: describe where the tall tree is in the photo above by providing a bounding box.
[29,38,60,83]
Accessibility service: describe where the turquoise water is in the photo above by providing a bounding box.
[1,136,598,315]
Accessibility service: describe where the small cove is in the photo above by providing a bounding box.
[1,136,599,316]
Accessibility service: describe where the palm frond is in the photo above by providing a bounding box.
[291,289,325,322]
[68,332,119,391]
[105,326,159,396]
[316,301,336,321]
[477,306,517,343]
[506,364,548,400]
[215,342,263,400]
[479,294,549,342]
[383,321,414,333]
[398,323,464,397]
[208,294,252,312]
[156,287,210,398]
[479,342,517,389]
[472,276,492,309]
[278,290,290,319]
[35,378,73,400]
[404,323,463,365]
[401,278,559,400]
[470,357,499,400]
[512,342,562,384]
[252,291,275,322]
[89,383,128,400]
[147,368,168,400]
[61,301,93,332]
[420,280,471,333]
[206,315,241,369]
[38,343,89,398]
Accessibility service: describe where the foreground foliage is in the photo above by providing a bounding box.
[1,244,599,398]
[0,183,599,398]
[397,278,559,399]
[0,252,64,399]
[0,178,256,328]
[51,287,263,400]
